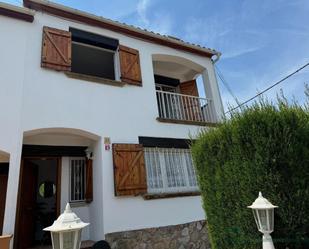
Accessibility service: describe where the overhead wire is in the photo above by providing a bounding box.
[225,62,309,114]
[215,65,241,107]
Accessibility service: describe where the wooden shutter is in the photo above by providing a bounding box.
[180,80,199,96]
[41,26,72,71]
[119,45,142,86]
[113,144,147,196]
[180,80,201,121]
[85,158,93,203]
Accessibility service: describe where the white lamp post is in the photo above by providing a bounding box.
[248,192,278,249]
[44,203,89,249]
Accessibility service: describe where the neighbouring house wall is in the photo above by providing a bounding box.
[0,8,223,245]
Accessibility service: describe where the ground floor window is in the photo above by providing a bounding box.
[70,158,86,202]
[144,148,198,194]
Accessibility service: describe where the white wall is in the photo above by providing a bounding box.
[0,15,32,236]
[0,9,223,243]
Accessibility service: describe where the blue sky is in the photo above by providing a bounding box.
[4,0,309,111]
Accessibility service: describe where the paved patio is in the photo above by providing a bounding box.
[28,240,95,249]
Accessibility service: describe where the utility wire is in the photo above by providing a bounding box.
[225,62,309,114]
[215,65,241,107]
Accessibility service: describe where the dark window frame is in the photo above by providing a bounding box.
[69,27,120,81]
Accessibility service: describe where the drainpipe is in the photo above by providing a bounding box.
[210,51,225,119]
[211,52,222,64]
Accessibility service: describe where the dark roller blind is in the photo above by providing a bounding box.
[138,136,192,149]
[70,27,119,51]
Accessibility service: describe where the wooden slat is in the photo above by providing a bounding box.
[85,158,93,203]
[179,80,202,121]
[179,80,199,97]
[113,144,147,196]
[119,45,142,86]
[41,26,72,71]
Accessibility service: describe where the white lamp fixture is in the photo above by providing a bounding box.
[44,203,89,249]
[248,192,278,249]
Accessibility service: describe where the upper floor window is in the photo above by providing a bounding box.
[41,26,143,86]
[70,28,119,80]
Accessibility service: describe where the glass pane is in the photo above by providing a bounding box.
[63,231,75,249]
[267,209,274,231]
[72,43,115,80]
[184,151,198,186]
[70,159,86,201]
[39,181,56,198]
[144,148,200,193]
[144,148,163,191]
[76,230,82,249]
[258,209,269,231]
[252,210,260,229]
[51,233,60,249]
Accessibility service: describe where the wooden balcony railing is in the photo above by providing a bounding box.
[156,90,217,125]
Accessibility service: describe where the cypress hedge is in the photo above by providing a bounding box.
[191,100,309,249]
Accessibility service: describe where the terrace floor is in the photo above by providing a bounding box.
[28,240,95,249]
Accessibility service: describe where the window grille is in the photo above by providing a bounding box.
[70,158,86,202]
[144,148,198,194]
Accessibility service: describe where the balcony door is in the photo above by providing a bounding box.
[156,84,183,119]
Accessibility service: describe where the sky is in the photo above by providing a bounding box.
[4,0,309,111]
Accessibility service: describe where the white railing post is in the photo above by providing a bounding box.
[156,90,215,123]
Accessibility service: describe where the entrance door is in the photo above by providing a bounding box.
[17,159,38,249]
[16,158,60,249]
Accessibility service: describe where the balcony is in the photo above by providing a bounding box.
[156,90,217,126]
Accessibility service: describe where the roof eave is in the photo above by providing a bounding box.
[0,2,34,22]
[23,0,220,59]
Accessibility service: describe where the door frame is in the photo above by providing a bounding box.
[14,156,62,248]
[0,163,9,235]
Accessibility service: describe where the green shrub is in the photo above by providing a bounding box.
[191,100,309,249]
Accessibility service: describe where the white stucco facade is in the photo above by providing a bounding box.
[0,3,224,247]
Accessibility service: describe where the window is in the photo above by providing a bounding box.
[70,158,86,202]
[70,28,119,80]
[144,147,198,194]
[41,26,143,85]
[72,42,116,79]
